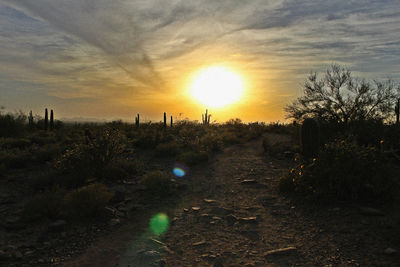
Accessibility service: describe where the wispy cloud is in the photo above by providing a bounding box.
[0,0,399,120]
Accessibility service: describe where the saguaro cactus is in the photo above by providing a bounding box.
[163,112,167,128]
[202,109,211,125]
[301,118,319,159]
[170,115,173,127]
[50,109,54,130]
[28,110,33,127]
[44,108,48,130]
[135,113,140,127]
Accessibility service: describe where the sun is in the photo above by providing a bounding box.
[189,66,244,108]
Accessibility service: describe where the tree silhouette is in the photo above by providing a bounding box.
[285,64,399,123]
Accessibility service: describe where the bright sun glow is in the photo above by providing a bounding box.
[190,66,244,108]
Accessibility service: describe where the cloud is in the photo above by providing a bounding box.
[0,0,399,120]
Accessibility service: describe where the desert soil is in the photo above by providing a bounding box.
[63,133,399,267]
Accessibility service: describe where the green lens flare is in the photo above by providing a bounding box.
[150,213,169,235]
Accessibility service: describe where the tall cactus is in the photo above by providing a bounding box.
[135,113,140,127]
[44,108,48,130]
[50,109,54,130]
[163,112,167,128]
[170,115,173,127]
[202,109,211,125]
[301,118,319,160]
[28,110,33,127]
[395,99,400,125]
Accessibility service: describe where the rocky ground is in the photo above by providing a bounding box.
[1,133,399,266]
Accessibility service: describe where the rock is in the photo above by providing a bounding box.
[204,199,217,204]
[192,241,207,247]
[239,217,258,224]
[241,179,258,185]
[183,208,189,212]
[192,207,201,211]
[161,246,174,254]
[384,247,397,255]
[264,247,297,257]
[359,207,385,216]
[48,220,67,232]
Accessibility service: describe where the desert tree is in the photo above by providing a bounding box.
[285,64,399,124]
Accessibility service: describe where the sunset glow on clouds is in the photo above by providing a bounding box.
[1,0,399,122]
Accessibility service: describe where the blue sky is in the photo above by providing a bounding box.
[1,0,399,122]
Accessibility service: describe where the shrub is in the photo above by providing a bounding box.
[200,132,223,152]
[22,188,65,221]
[0,112,26,137]
[280,138,400,203]
[62,183,113,220]
[143,170,174,196]
[55,128,125,184]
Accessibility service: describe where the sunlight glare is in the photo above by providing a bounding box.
[190,66,244,108]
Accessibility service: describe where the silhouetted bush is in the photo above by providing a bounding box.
[55,128,125,185]
[62,183,113,220]
[0,112,26,137]
[280,138,400,203]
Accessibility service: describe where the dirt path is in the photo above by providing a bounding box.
[65,135,399,266]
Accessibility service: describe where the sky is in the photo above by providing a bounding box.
[0,0,399,122]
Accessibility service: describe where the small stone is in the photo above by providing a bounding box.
[48,220,66,232]
[183,208,189,212]
[192,207,201,211]
[192,241,206,247]
[239,217,258,224]
[264,247,297,257]
[384,247,397,255]
[204,199,217,204]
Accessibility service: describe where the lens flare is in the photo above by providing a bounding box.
[150,213,169,235]
[173,163,187,178]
